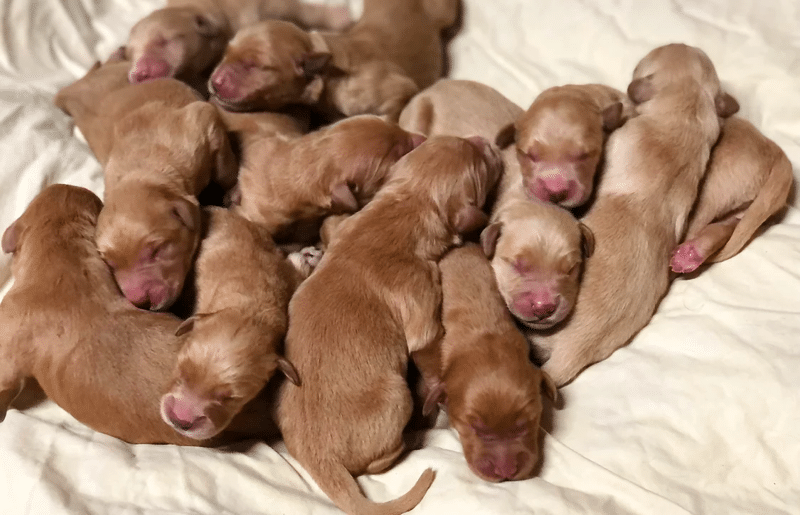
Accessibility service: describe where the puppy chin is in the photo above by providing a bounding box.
[513,305,570,330]
[209,92,256,113]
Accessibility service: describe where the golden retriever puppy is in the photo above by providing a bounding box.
[671,116,794,272]
[208,0,459,120]
[399,79,594,329]
[414,244,557,482]
[160,207,305,440]
[232,115,426,237]
[0,185,273,445]
[126,0,352,93]
[496,84,635,208]
[528,44,740,386]
[277,136,502,515]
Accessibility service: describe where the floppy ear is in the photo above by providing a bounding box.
[601,102,624,132]
[183,102,239,189]
[2,220,19,254]
[540,370,558,402]
[297,52,332,78]
[715,91,739,118]
[454,205,489,235]
[578,222,595,258]
[277,357,301,386]
[627,74,654,104]
[422,381,446,417]
[330,182,359,213]
[171,196,200,232]
[480,221,502,258]
[494,123,517,149]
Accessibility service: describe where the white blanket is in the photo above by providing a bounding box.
[1,1,798,513]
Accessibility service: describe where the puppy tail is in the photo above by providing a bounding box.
[710,151,794,263]
[313,460,435,515]
[423,0,460,29]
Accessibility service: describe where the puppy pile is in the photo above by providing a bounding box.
[0,0,793,513]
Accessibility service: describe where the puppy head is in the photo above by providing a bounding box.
[160,310,299,440]
[442,345,558,482]
[127,6,230,84]
[96,186,200,311]
[208,21,328,112]
[628,43,739,118]
[482,200,594,329]
[513,88,617,208]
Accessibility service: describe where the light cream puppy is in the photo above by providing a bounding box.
[528,44,740,386]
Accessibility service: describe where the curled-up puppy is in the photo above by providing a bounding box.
[232,115,425,237]
[126,0,352,93]
[399,79,593,329]
[160,207,307,440]
[528,44,739,386]
[208,0,459,120]
[671,116,794,273]
[414,244,557,482]
[481,190,594,329]
[0,185,271,445]
[277,136,502,515]
[495,84,635,208]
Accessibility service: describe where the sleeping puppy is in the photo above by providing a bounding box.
[528,44,739,386]
[94,79,238,311]
[671,116,794,273]
[277,136,502,515]
[399,79,594,329]
[208,0,459,120]
[414,244,557,483]
[126,0,352,94]
[496,84,635,208]
[0,185,274,445]
[160,207,307,440]
[232,114,426,238]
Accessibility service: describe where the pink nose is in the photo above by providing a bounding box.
[531,175,573,204]
[129,58,171,83]
[162,395,204,432]
[120,280,171,311]
[513,292,558,321]
[210,66,239,100]
[477,454,520,481]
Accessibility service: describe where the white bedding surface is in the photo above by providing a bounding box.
[1,0,799,514]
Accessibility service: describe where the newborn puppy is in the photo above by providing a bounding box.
[208,0,459,120]
[481,190,594,329]
[160,207,305,440]
[415,244,557,482]
[232,115,426,237]
[93,79,238,311]
[126,0,352,93]
[399,79,594,329]
[671,116,794,272]
[528,44,739,386]
[277,136,502,515]
[496,84,635,208]
[0,185,272,444]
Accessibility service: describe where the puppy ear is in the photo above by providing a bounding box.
[277,357,301,386]
[480,221,502,258]
[715,91,740,118]
[601,102,624,132]
[330,182,359,213]
[183,102,239,189]
[541,370,558,402]
[422,381,446,417]
[495,123,517,149]
[297,52,332,78]
[578,222,595,258]
[454,205,489,235]
[627,74,654,104]
[2,220,19,254]
[193,14,220,37]
[171,196,200,232]
[175,316,196,336]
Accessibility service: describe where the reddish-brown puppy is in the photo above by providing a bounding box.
[415,244,557,482]
[126,0,352,93]
[497,84,635,208]
[0,185,271,444]
[208,0,459,120]
[671,116,794,273]
[160,207,306,440]
[277,136,502,515]
[232,114,425,237]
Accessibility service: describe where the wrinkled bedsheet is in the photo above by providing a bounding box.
[1,0,799,513]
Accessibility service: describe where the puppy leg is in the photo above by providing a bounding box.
[671,214,740,273]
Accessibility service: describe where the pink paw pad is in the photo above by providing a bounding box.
[670,243,705,273]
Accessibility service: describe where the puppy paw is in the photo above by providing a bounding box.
[670,243,705,273]
[287,247,324,278]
